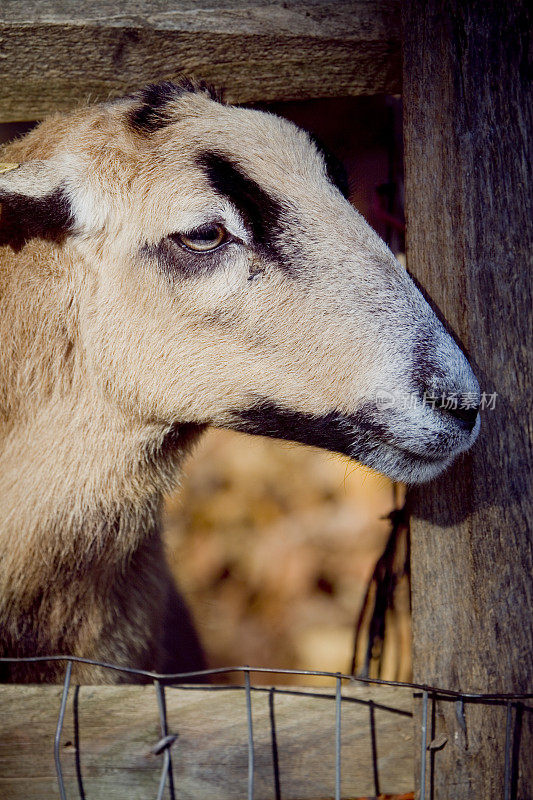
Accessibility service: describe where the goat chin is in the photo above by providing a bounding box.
[217,394,480,485]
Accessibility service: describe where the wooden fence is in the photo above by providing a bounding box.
[0,682,414,799]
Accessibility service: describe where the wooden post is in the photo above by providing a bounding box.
[403,2,532,797]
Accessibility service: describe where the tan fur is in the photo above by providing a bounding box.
[0,86,479,682]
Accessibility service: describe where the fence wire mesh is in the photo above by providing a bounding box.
[0,655,531,800]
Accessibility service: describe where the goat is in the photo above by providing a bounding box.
[0,81,480,682]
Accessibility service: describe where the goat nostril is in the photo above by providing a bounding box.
[443,403,479,432]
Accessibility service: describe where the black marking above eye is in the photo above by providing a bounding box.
[196,151,288,263]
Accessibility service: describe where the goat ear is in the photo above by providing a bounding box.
[0,160,74,251]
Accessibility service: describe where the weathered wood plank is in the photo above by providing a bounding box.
[0,1,401,122]
[0,683,414,798]
[403,1,533,797]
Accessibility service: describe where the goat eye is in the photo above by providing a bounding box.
[176,223,227,252]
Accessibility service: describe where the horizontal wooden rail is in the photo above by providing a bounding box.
[0,683,414,799]
[0,1,401,122]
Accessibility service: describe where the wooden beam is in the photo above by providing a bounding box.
[403,1,533,797]
[0,683,414,798]
[0,1,401,122]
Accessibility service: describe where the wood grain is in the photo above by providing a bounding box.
[403,1,533,797]
[0,1,401,122]
[0,682,414,799]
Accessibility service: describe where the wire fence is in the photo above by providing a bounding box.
[0,655,531,800]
